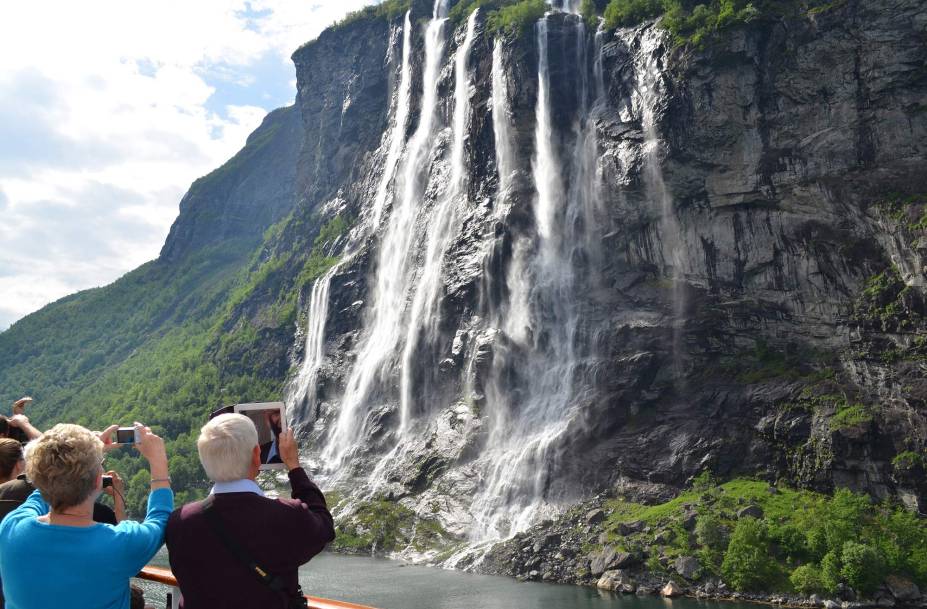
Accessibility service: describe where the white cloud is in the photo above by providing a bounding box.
[0,0,374,330]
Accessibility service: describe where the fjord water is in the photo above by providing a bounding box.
[139,551,761,609]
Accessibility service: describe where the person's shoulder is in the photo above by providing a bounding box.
[171,497,210,521]
[269,496,309,512]
[0,477,33,500]
[93,502,117,525]
[0,505,23,537]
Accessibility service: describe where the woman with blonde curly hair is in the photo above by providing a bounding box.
[0,422,172,609]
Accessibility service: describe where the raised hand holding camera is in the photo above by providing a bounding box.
[97,424,120,451]
[133,423,170,489]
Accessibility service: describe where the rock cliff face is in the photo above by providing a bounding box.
[257,0,927,564]
[160,105,303,262]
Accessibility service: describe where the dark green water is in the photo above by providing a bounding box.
[137,551,759,609]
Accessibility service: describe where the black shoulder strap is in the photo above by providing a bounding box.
[201,496,294,600]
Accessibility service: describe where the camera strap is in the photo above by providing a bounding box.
[201,496,308,609]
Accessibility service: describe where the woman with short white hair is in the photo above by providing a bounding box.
[0,422,172,609]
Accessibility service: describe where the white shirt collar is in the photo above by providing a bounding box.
[210,479,264,496]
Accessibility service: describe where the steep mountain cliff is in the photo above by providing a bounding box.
[1,0,926,597]
[273,0,927,541]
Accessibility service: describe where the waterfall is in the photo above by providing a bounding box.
[305,0,616,550]
[593,21,606,107]
[627,26,685,374]
[489,38,531,341]
[321,0,451,474]
[469,13,605,542]
[371,11,414,229]
[288,263,338,421]
[399,8,480,435]
[491,39,514,201]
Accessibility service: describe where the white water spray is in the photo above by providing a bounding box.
[469,14,605,541]
[371,12,414,229]
[627,26,685,373]
[398,9,480,436]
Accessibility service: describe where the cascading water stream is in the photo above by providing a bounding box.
[321,0,451,475]
[627,26,685,375]
[489,38,531,342]
[491,39,514,203]
[371,11,414,229]
[398,9,480,436]
[288,262,338,420]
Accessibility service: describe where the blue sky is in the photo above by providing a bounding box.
[0,0,373,330]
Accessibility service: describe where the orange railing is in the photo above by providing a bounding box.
[137,566,378,609]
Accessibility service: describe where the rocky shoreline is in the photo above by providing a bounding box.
[463,483,927,609]
[330,538,927,609]
[591,571,926,609]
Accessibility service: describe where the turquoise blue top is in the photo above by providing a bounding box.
[0,487,174,609]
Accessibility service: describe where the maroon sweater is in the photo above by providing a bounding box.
[165,468,334,609]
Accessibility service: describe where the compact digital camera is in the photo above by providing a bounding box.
[115,427,140,444]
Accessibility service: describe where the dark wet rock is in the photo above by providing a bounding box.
[737,505,765,520]
[589,546,631,577]
[675,556,701,580]
[681,510,698,531]
[885,576,921,602]
[586,509,606,525]
[618,520,645,535]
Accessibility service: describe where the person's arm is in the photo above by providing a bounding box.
[136,423,171,491]
[277,430,335,563]
[7,415,41,441]
[115,424,173,573]
[103,470,127,523]
[0,489,48,536]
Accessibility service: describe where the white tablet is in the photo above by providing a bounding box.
[234,402,288,470]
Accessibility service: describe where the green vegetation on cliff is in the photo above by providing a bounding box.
[334,0,410,30]
[598,476,927,595]
[331,497,456,555]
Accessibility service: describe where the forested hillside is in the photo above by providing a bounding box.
[0,105,311,511]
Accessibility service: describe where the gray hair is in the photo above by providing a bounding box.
[197,413,258,482]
